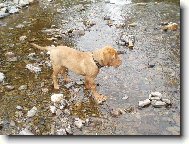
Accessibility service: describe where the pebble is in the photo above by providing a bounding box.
[5,85,15,91]
[74,118,84,129]
[16,106,23,110]
[8,6,19,14]
[161,98,171,105]
[104,15,111,20]
[5,52,18,62]
[18,85,28,90]
[42,88,49,93]
[138,99,151,107]
[152,101,166,108]
[64,82,75,89]
[128,22,137,27]
[27,106,37,117]
[19,35,27,42]
[64,109,71,116]
[10,120,16,127]
[122,95,129,100]
[56,109,62,116]
[111,108,125,117]
[26,64,41,73]
[50,106,56,113]
[162,22,178,31]
[65,124,73,134]
[149,92,162,100]
[19,128,34,135]
[57,128,67,135]
[51,93,64,103]
[18,85,27,90]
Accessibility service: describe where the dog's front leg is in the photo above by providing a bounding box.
[85,76,107,104]
[52,65,61,89]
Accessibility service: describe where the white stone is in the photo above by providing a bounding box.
[19,128,34,135]
[51,94,64,103]
[122,95,129,100]
[0,72,5,82]
[162,98,171,105]
[16,106,23,110]
[50,106,56,113]
[152,101,166,108]
[26,64,41,73]
[27,106,37,117]
[138,99,151,107]
[74,118,84,129]
[149,92,162,100]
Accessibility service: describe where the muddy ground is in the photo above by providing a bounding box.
[0,0,180,135]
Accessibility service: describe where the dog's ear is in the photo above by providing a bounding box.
[102,47,116,66]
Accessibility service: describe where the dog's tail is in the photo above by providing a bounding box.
[30,43,49,51]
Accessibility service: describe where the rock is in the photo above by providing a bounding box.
[8,6,19,14]
[105,0,110,3]
[51,93,64,103]
[19,128,34,135]
[149,92,162,100]
[17,0,29,7]
[19,35,27,42]
[26,64,41,73]
[57,128,67,135]
[16,106,23,110]
[128,22,137,27]
[72,29,85,36]
[42,88,49,93]
[111,108,125,117]
[27,53,37,61]
[5,85,15,91]
[5,52,18,62]
[0,11,9,19]
[65,124,73,134]
[10,120,16,127]
[152,101,166,108]
[84,20,96,28]
[50,106,56,113]
[60,100,67,109]
[18,85,27,90]
[162,98,171,105]
[122,95,129,100]
[107,20,113,27]
[0,72,5,82]
[64,109,70,116]
[64,82,75,89]
[136,3,147,6]
[117,40,126,46]
[27,106,37,117]
[162,22,178,31]
[104,15,111,20]
[74,118,84,129]
[148,63,155,68]
[120,34,135,48]
[138,99,151,107]
[56,109,62,116]
[15,111,23,118]
[16,24,25,29]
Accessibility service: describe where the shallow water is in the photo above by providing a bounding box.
[0,0,180,135]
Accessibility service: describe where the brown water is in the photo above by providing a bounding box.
[0,0,180,135]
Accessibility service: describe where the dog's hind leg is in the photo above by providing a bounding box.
[60,66,71,83]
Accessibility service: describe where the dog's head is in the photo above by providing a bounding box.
[101,46,122,68]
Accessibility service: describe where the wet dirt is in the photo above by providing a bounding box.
[0,0,180,135]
